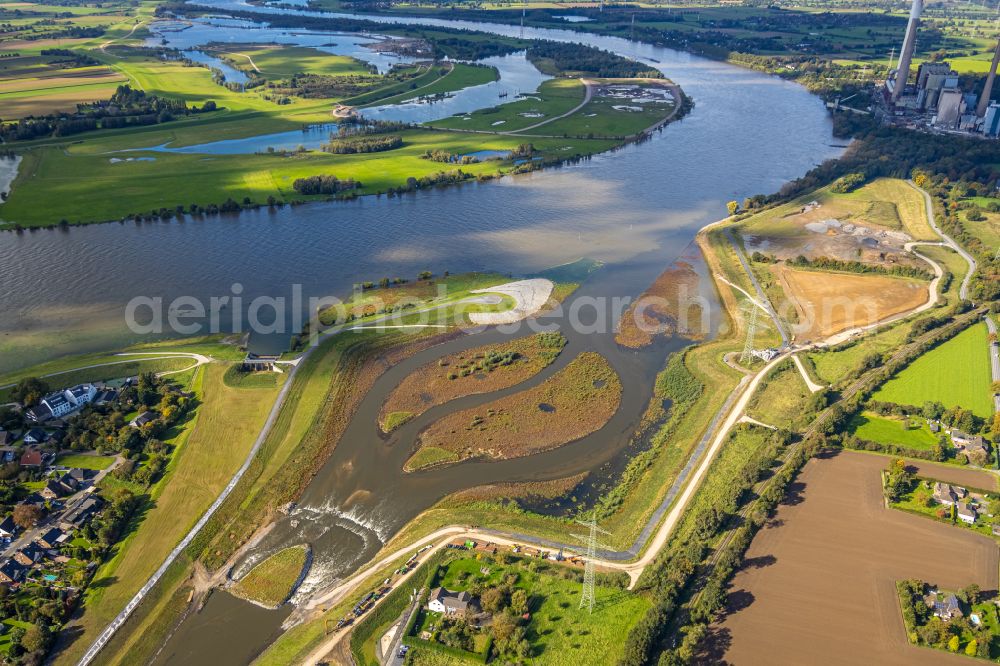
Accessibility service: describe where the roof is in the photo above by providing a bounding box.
[63,495,103,525]
[0,432,10,447]
[429,587,478,613]
[20,450,43,467]
[0,516,17,535]
[131,411,157,427]
[24,428,46,442]
[0,559,25,581]
[38,528,64,546]
[957,501,977,518]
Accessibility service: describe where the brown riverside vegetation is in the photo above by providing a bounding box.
[406,351,622,470]
[379,332,567,432]
[616,260,705,348]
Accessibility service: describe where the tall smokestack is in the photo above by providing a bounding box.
[976,36,1000,117]
[892,0,924,102]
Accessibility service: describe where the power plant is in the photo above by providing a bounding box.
[879,0,1000,138]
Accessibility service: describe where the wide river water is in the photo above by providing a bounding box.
[1,2,843,663]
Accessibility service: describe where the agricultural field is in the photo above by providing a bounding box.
[707,451,999,665]
[231,545,309,608]
[873,323,993,419]
[379,332,567,431]
[771,265,928,342]
[406,351,622,470]
[848,412,940,451]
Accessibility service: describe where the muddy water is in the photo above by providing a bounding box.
[0,2,844,661]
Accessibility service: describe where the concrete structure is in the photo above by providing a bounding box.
[984,103,1000,137]
[892,0,924,102]
[977,37,1000,118]
[936,88,964,126]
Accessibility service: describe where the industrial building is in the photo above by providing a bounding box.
[880,0,1000,138]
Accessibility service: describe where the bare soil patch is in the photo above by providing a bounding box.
[616,260,705,348]
[705,451,998,665]
[407,352,622,470]
[772,265,928,342]
[379,332,566,432]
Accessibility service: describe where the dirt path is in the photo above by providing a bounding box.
[0,352,210,390]
[792,353,824,393]
[504,78,593,134]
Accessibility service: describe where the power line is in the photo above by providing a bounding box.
[572,510,610,614]
[740,299,760,365]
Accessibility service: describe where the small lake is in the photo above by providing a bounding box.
[360,51,550,124]
[182,49,251,85]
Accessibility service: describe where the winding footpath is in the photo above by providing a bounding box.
[908,179,977,300]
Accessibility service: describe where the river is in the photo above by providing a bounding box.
[1,2,842,663]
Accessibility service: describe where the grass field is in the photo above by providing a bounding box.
[407,351,622,469]
[415,555,649,666]
[873,322,993,418]
[230,545,308,608]
[746,359,811,430]
[54,453,117,470]
[55,362,281,666]
[429,77,583,133]
[222,46,374,80]
[848,411,939,451]
[807,320,913,385]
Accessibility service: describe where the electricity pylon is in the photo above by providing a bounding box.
[739,299,761,364]
[572,510,611,614]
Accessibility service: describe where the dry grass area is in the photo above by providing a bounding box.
[379,332,566,432]
[407,352,622,470]
[772,265,928,342]
[706,451,998,665]
[616,260,705,348]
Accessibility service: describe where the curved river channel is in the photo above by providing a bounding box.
[0,2,844,663]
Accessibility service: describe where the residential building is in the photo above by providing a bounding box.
[0,560,26,584]
[22,428,47,446]
[19,448,44,468]
[931,592,963,620]
[0,431,11,447]
[37,383,98,419]
[60,495,103,530]
[0,447,16,464]
[0,516,16,539]
[129,411,158,428]
[13,543,45,567]
[427,587,480,615]
[957,501,977,525]
[932,482,967,506]
[40,479,73,501]
[36,528,66,550]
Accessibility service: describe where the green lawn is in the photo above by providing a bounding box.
[848,412,939,451]
[873,322,993,418]
[429,77,585,133]
[414,555,648,666]
[227,46,374,80]
[230,545,308,607]
[54,454,117,470]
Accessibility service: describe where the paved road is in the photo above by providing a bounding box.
[78,285,537,665]
[908,179,977,300]
[2,457,121,559]
[985,316,1000,414]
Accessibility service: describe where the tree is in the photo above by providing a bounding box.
[491,610,517,644]
[726,200,739,215]
[20,622,51,653]
[884,459,914,501]
[947,634,960,652]
[13,504,42,529]
[960,583,981,605]
[481,586,507,613]
[11,377,48,407]
[966,638,978,656]
[510,588,529,615]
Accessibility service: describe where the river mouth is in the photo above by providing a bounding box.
[3,1,843,661]
[118,4,842,664]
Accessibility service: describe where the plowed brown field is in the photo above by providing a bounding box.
[705,451,998,665]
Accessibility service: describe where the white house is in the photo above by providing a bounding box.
[957,501,977,525]
[40,384,97,419]
[427,588,479,615]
